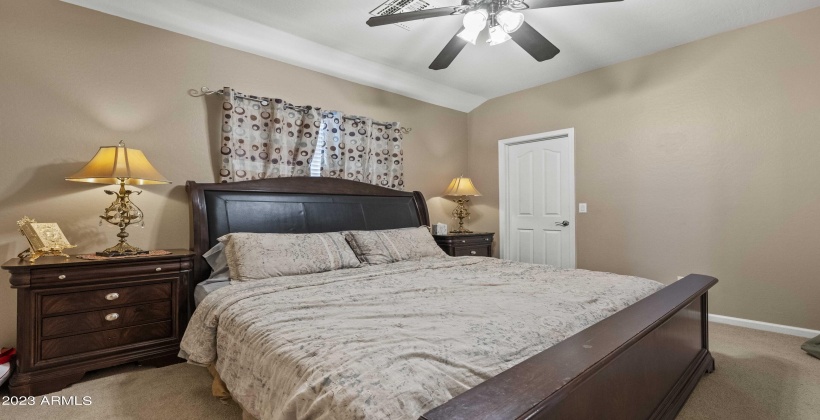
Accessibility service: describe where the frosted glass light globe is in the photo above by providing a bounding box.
[496,10,525,34]
[487,25,512,46]
[462,9,489,31]
[457,27,482,45]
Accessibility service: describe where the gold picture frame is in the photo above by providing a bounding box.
[17,216,76,263]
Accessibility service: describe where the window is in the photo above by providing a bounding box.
[309,130,326,177]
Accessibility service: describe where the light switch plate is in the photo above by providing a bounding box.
[579,203,588,213]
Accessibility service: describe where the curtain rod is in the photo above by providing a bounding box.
[189,87,411,134]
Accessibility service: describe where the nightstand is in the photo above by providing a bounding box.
[433,232,495,257]
[1,249,193,396]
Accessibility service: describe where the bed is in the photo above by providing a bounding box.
[183,177,717,420]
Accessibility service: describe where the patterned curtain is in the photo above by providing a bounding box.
[320,112,405,190]
[219,88,322,182]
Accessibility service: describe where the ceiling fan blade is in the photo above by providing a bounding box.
[367,6,466,27]
[520,0,623,9]
[429,28,469,70]
[509,22,560,62]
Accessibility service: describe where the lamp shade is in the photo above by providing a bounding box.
[66,142,170,185]
[443,177,482,197]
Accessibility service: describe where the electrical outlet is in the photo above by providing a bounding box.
[579,203,588,213]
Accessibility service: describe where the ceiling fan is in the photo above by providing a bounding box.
[367,0,623,70]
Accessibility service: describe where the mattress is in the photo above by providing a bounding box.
[181,256,663,420]
[194,278,231,306]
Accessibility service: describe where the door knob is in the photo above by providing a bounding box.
[556,221,570,227]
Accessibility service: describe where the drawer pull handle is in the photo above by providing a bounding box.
[105,293,120,301]
[58,275,66,280]
[155,267,162,272]
[470,251,477,255]
[105,313,119,322]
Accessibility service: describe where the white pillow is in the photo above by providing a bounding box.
[203,242,230,280]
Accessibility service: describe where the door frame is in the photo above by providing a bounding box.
[498,128,576,267]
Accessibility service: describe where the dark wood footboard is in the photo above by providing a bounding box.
[422,274,717,420]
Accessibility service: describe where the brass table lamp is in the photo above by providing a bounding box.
[443,176,482,234]
[66,141,170,256]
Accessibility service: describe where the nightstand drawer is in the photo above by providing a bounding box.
[454,246,491,257]
[31,261,181,285]
[442,236,492,246]
[41,282,172,316]
[40,321,173,360]
[42,302,172,338]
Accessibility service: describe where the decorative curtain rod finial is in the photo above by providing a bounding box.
[188,86,221,97]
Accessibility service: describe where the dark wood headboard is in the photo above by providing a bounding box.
[185,177,429,303]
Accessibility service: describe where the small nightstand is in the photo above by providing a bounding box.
[1,249,193,396]
[433,232,495,257]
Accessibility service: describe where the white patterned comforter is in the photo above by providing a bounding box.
[180,257,663,420]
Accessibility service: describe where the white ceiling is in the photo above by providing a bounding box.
[65,0,820,111]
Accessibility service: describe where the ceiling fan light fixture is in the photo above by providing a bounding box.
[462,9,489,31]
[457,27,482,45]
[487,25,512,46]
[496,10,525,34]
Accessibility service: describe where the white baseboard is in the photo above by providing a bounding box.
[709,314,819,338]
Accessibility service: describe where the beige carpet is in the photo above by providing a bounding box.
[678,323,819,420]
[1,323,817,419]
[0,362,242,420]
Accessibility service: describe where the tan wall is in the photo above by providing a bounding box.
[467,8,820,330]
[0,0,468,347]
[2,1,818,349]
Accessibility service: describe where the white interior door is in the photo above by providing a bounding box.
[499,129,576,268]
